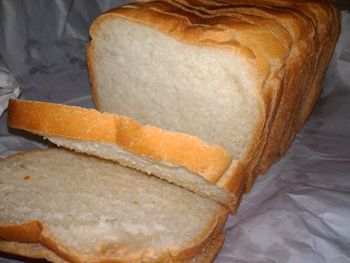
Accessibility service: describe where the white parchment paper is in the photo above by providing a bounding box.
[0,55,20,116]
[0,1,349,262]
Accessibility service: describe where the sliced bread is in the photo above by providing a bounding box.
[8,99,246,210]
[87,0,340,192]
[0,149,228,262]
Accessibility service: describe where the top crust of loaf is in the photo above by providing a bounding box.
[7,99,231,183]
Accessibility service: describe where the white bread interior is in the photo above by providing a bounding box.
[0,149,228,262]
[91,18,262,159]
[48,136,235,209]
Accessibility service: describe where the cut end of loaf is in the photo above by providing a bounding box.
[89,14,263,159]
[0,241,68,263]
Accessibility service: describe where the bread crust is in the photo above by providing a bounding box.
[0,241,68,263]
[87,0,339,194]
[0,220,42,243]
[244,1,340,191]
[87,42,100,110]
[0,149,229,263]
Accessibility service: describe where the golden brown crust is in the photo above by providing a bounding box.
[0,221,42,243]
[237,1,321,190]
[217,161,247,212]
[87,43,100,110]
[244,1,340,191]
[8,99,231,184]
[184,0,341,192]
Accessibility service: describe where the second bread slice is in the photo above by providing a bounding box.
[8,99,246,210]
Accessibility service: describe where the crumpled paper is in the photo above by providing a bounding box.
[0,1,349,263]
[0,55,20,116]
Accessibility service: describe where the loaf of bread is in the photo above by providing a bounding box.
[8,99,246,210]
[88,0,340,192]
[0,149,228,262]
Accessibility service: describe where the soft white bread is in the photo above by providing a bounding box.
[0,149,228,263]
[8,99,246,210]
[88,0,340,192]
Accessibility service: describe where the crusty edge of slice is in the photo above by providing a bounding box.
[8,99,243,210]
[0,241,68,263]
[188,233,225,263]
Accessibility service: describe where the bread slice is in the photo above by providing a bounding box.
[8,99,246,211]
[0,149,228,262]
[0,232,224,263]
[87,0,339,192]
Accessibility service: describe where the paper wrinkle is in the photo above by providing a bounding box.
[0,55,21,116]
[0,2,349,263]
